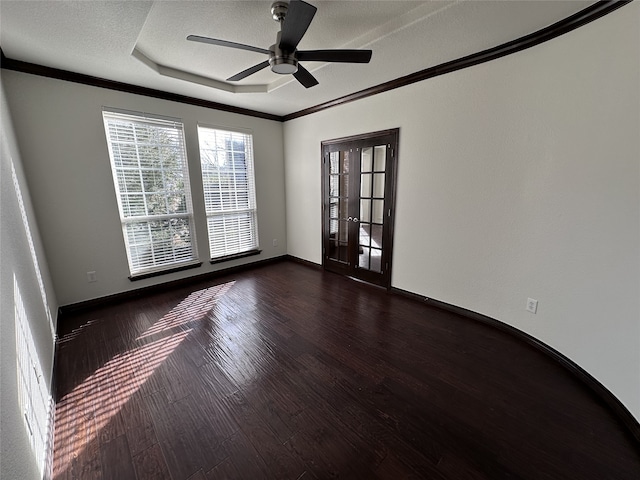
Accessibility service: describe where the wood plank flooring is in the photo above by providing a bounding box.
[52,260,640,479]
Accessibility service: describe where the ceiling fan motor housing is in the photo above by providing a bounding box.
[269,31,299,74]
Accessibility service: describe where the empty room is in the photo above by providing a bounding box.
[1,1,638,479]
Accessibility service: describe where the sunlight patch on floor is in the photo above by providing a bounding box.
[53,282,234,478]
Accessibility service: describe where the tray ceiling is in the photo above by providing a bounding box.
[1,1,597,116]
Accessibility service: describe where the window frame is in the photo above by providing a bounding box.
[196,124,260,261]
[102,108,200,278]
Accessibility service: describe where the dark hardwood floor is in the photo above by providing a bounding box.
[52,260,640,479]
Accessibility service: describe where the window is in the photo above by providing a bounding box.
[197,126,259,260]
[102,109,198,277]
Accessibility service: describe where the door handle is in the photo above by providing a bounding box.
[353,218,359,222]
[347,216,353,221]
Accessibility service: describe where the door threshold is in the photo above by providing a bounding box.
[345,274,389,291]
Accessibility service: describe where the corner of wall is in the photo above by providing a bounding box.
[1,76,59,480]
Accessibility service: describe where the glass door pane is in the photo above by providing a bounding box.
[358,145,386,273]
[328,150,350,264]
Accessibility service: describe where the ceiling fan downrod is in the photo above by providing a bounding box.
[271,1,288,22]
[270,1,298,74]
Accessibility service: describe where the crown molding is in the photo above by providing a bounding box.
[283,0,631,121]
[0,49,281,122]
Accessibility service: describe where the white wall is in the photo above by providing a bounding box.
[2,73,287,306]
[284,5,640,420]
[1,79,59,479]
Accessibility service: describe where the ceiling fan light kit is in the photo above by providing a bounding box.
[269,32,299,75]
[187,0,373,88]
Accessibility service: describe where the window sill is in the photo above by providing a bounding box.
[210,249,262,265]
[129,261,203,281]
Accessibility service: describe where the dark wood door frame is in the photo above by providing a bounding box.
[321,128,399,289]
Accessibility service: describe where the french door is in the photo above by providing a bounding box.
[322,129,398,288]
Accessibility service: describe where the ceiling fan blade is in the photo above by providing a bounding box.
[297,49,372,63]
[187,35,271,55]
[227,60,270,81]
[279,0,317,52]
[293,64,319,88]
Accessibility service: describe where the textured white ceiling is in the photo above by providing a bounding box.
[0,0,596,116]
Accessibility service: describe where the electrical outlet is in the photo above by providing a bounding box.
[87,271,97,283]
[272,238,278,247]
[526,298,538,314]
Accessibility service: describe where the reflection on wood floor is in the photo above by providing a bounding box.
[52,261,640,479]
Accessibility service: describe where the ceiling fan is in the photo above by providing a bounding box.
[187,0,373,88]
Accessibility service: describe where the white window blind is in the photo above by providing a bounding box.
[197,126,259,259]
[102,110,197,276]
